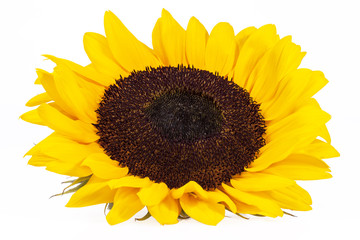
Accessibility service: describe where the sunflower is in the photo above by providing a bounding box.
[22,9,339,225]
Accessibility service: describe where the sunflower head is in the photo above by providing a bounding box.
[22,9,339,226]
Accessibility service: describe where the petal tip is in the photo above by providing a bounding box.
[161,8,170,17]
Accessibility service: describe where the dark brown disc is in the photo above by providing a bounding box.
[95,66,266,190]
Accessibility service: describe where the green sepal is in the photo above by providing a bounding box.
[235,213,249,220]
[50,175,91,198]
[283,211,297,217]
[178,209,190,219]
[104,203,113,216]
[135,211,151,221]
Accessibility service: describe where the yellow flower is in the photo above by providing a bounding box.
[22,9,339,226]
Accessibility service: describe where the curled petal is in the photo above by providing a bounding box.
[137,182,169,206]
[171,181,208,199]
[106,187,144,225]
[180,193,225,226]
[148,195,181,225]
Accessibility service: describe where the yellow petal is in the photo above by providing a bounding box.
[26,133,101,176]
[180,193,225,226]
[104,11,160,72]
[233,24,279,88]
[83,32,128,81]
[26,133,101,159]
[288,184,312,205]
[261,69,311,120]
[106,187,144,225]
[36,68,77,118]
[28,154,92,177]
[66,176,115,207]
[28,154,54,167]
[267,189,312,211]
[148,195,181,225]
[263,154,332,180]
[248,36,305,103]
[233,200,269,216]
[185,17,208,68]
[48,102,76,119]
[257,184,312,211]
[248,102,331,172]
[49,62,103,123]
[44,55,113,87]
[227,27,256,80]
[108,176,152,189]
[235,26,257,53]
[37,104,99,143]
[20,109,45,125]
[302,139,339,159]
[34,69,43,84]
[82,153,128,179]
[137,182,169,206]
[205,22,236,76]
[319,124,332,143]
[206,189,237,213]
[261,69,328,121]
[265,99,329,139]
[222,184,283,217]
[45,161,91,176]
[231,172,295,191]
[298,71,329,101]
[152,9,186,66]
[26,92,52,107]
[171,181,208,199]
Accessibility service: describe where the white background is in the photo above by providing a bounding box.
[0,0,359,239]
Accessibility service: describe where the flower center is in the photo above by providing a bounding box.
[95,66,266,190]
[144,90,223,143]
